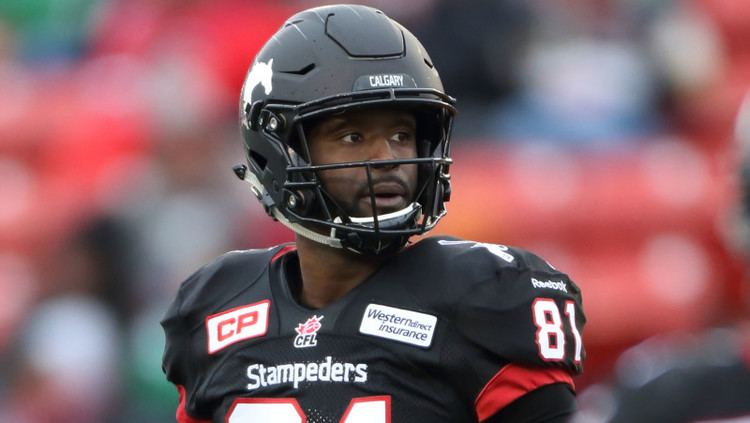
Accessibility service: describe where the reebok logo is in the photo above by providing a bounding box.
[359,304,437,348]
[531,277,567,293]
[206,300,270,354]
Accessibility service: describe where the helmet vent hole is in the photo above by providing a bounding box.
[250,150,267,170]
[282,63,316,76]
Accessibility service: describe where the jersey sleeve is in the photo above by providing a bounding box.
[161,247,281,422]
[161,263,217,423]
[483,383,576,423]
[448,242,586,420]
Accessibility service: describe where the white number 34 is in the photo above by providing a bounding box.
[532,299,583,363]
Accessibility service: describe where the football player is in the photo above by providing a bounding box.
[162,4,585,422]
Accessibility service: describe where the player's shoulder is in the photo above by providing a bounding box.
[412,237,585,372]
[414,236,556,268]
[169,244,292,319]
[410,236,571,289]
[402,236,582,318]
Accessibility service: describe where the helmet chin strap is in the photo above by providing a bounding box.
[331,203,422,254]
[238,166,344,248]
[332,203,421,232]
[238,165,421,254]
[272,208,344,248]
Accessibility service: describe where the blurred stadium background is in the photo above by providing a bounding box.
[0,0,748,421]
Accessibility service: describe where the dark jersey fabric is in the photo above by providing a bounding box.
[610,338,750,423]
[162,236,585,422]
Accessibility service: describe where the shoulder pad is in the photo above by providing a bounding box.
[161,245,289,420]
[420,237,585,373]
[416,236,560,274]
[168,245,288,330]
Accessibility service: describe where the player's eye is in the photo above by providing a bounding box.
[389,131,414,144]
[341,133,363,144]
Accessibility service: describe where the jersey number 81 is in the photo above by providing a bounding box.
[532,298,583,363]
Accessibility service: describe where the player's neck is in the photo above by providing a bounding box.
[294,235,385,309]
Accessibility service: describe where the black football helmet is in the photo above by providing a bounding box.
[235,4,456,255]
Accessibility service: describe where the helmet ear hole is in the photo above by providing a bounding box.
[249,150,267,170]
[246,101,265,131]
[441,178,451,202]
[287,189,316,215]
[415,110,444,157]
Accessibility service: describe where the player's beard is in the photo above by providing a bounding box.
[325,173,415,219]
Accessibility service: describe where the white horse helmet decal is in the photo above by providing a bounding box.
[242,58,274,108]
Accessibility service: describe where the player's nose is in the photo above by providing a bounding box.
[368,137,399,168]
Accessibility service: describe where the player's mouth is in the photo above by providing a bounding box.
[361,183,409,213]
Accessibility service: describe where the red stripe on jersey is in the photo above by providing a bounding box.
[176,385,211,423]
[474,364,575,422]
[271,244,297,263]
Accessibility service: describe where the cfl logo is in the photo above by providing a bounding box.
[294,315,323,348]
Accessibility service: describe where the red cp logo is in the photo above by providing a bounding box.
[205,300,270,354]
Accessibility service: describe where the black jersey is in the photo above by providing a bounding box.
[162,236,585,422]
[608,329,750,423]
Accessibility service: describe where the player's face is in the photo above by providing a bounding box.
[307,108,418,218]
